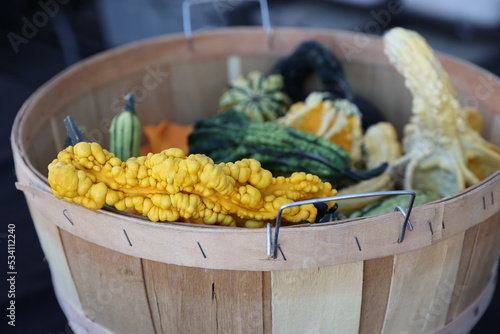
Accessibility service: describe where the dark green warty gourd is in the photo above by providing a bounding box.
[189,110,387,187]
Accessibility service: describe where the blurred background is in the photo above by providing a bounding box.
[1,0,499,333]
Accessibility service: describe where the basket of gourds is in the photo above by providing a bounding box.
[11,24,500,334]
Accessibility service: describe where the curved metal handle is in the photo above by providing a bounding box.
[268,190,416,259]
[182,0,273,46]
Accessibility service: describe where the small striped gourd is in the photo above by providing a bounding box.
[109,93,141,161]
[218,71,291,122]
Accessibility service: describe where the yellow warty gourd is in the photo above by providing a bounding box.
[48,142,337,228]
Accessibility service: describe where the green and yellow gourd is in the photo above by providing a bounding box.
[109,93,142,160]
[278,92,364,162]
[218,71,292,122]
[189,110,387,188]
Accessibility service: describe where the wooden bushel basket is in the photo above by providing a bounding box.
[11,27,500,334]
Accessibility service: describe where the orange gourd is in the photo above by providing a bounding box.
[140,120,193,155]
[278,92,363,162]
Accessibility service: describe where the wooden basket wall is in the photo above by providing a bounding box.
[11,27,500,334]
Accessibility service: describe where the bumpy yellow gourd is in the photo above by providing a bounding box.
[48,142,337,227]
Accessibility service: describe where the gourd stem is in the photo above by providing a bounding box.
[64,116,85,145]
[343,162,389,181]
[124,93,136,112]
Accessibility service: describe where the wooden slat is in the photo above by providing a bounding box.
[169,58,228,124]
[213,270,266,334]
[359,256,394,334]
[142,260,267,334]
[226,55,243,82]
[446,212,500,322]
[59,230,155,334]
[25,201,82,312]
[27,119,59,183]
[57,93,101,143]
[271,262,363,334]
[143,261,216,333]
[345,64,412,137]
[85,71,151,148]
[440,172,499,240]
[123,65,175,127]
[262,271,272,334]
[487,112,500,145]
[239,55,278,77]
[381,232,464,334]
[445,222,481,324]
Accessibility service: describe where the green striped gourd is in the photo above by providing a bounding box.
[109,93,141,160]
[218,71,291,122]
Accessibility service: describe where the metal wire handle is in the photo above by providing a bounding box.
[182,0,273,47]
[268,190,416,259]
